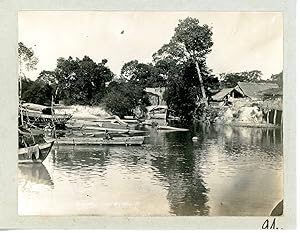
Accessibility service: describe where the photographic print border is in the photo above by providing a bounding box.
[0,0,296,229]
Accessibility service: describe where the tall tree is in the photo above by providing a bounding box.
[18,42,39,99]
[172,17,214,106]
[153,17,215,121]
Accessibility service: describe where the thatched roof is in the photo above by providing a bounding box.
[211,88,244,101]
[237,82,278,99]
[262,88,283,97]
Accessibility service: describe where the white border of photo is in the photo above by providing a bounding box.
[0,0,297,230]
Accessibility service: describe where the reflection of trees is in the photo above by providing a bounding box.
[51,145,110,181]
[150,132,210,216]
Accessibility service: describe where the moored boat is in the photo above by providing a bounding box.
[156,125,189,131]
[21,109,72,127]
[18,141,54,163]
[20,103,72,128]
[66,124,145,134]
[50,136,145,146]
[18,126,54,163]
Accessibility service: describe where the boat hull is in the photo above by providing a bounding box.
[18,141,54,163]
[21,110,72,126]
[52,136,145,146]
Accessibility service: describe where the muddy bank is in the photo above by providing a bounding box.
[54,105,111,120]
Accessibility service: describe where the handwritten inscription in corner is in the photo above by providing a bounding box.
[262,218,283,230]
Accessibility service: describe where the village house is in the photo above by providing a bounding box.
[211,82,282,126]
[210,87,244,106]
[145,87,166,106]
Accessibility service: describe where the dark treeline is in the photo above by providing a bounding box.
[19,17,281,122]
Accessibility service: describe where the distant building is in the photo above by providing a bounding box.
[145,87,166,106]
[212,82,282,125]
[211,87,244,105]
[235,81,279,100]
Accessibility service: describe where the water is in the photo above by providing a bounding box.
[18,124,283,216]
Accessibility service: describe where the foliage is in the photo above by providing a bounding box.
[21,78,54,105]
[270,71,283,88]
[219,70,263,88]
[173,17,213,58]
[152,17,216,122]
[44,56,114,105]
[120,60,166,88]
[163,61,201,122]
[18,42,39,77]
[103,82,150,118]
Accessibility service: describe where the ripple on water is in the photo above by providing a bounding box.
[19,126,283,216]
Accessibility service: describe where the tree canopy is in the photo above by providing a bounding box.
[270,71,283,88]
[120,60,166,88]
[104,81,150,118]
[219,70,263,88]
[152,17,216,121]
[18,42,39,77]
[45,56,114,105]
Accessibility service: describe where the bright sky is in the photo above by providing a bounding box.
[18,11,283,80]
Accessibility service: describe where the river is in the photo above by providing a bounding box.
[18,124,283,216]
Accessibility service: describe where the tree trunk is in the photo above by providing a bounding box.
[195,60,208,107]
[273,109,277,125]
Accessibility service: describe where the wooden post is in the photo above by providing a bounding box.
[266,111,270,124]
[273,109,277,125]
[51,95,57,139]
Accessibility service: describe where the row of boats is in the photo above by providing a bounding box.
[18,102,188,164]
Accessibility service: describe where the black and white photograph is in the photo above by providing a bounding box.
[17,11,284,217]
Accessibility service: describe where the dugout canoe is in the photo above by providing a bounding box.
[20,109,72,126]
[51,136,145,146]
[18,141,54,163]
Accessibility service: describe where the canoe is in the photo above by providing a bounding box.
[142,121,189,131]
[92,119,139,124]
[51,136,145,146]
[18,141,54,163]
[64,130,147,138]
[66,124,145,134]
[21,109,72,126]
[157,125,189,131]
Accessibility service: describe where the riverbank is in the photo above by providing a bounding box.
[54,104,111,120]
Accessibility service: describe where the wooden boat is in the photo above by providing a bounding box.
[50,136,145,146]
[143,121,189,132]
[156,125,189,131]
[93,117,139,124]
[66,124,145,134]
[18,141,54,163]
[63,130,147,138]
[21,109,72,126]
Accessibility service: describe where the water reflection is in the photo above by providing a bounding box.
[18,163,53,187]
[18,124,283,216]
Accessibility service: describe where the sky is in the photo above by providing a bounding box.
[18,11,283,80]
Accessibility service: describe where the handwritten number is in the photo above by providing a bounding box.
[262,219,269,229]
[262,218,279,230]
